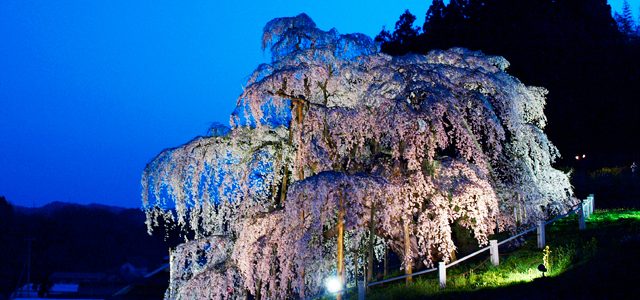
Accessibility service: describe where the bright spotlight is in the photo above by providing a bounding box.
[575,155,579,160]
[582,154,586,158]
[325,276,342,293]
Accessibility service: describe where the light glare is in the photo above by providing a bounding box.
[325,276,342,293]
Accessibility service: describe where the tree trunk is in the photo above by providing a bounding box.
[383,245,388,279]
[354,250,359,290]
[278,169,289,205]
[293,99,305,180]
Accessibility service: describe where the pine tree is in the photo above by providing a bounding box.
[392,10,419,42]
[637,5,640,36]
[446,0,469,22]
[374,26,392,44]
[424,0,446,33]
[616,0,635,35]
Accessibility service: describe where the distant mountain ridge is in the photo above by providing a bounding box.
[13,200,131,215]
[0,196,175,298]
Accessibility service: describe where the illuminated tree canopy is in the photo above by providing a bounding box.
[141,14,575,299]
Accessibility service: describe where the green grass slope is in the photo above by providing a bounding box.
[364,210,640,299]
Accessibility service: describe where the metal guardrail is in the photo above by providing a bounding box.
[496,226,537,247]
[367,195,594,288]
[545,205,582,226]
[446,245,491,268]
[367,266,438,287]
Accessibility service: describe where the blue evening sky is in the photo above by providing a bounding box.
[0,1,637,208]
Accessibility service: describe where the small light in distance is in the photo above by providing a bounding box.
[325,276,342,293]
[582,154,586,158]
[575,155,579,160]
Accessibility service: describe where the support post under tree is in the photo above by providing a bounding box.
[299,209,306,295]
[337,191,345,300]
[256,280,262,300]
[537,221,545,249]
[403,219,412,284]
[367,202,375,291]
[358,281,365,300]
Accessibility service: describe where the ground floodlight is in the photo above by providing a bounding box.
[538,263,547,277]
[325,276,342,293]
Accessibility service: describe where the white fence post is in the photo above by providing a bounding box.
[584,199,589,219]
[579,204,586,230]
[588,194,594,215]
[537,221,545,249]
[358,280,365,300]
[438,262,446,289]
[489,240,499,266]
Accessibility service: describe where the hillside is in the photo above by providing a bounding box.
[0,197,175,298]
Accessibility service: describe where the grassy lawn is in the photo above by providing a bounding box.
[358,209,640,299]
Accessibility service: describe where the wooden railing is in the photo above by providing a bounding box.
[365,194,595,294]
